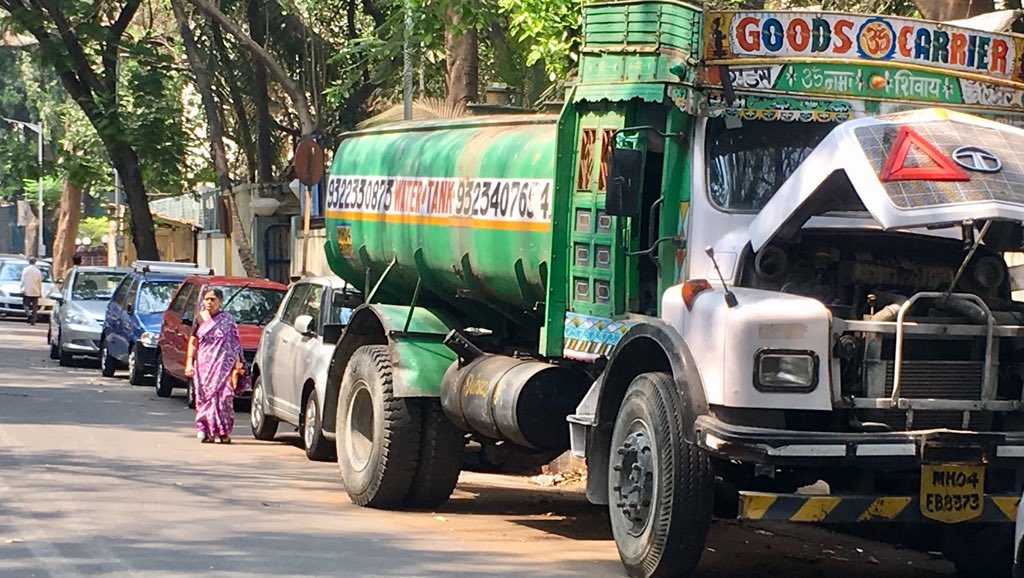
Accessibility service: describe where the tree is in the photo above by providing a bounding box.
[171,0,259,276]
[0,0,164,258]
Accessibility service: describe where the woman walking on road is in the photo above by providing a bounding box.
[185,288,248,443]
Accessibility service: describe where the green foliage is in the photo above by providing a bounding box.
[498,0,580,78]
[77,216,109,242]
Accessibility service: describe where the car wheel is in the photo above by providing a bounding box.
[154,354,174,398]
[186,379,196,409]
[99,339,116,377]
[336,345,421,508]
[250,375,279,441]
[303,394,334,462]
[609,372,713,578]
[48,328,59,360]
[127,344,146,386]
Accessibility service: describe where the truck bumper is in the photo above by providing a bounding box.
[740,491,1019,523]
[695,415,1024,467]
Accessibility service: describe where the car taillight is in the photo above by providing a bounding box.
[681,279,712,311]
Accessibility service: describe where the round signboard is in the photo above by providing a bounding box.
[294,138,325,186]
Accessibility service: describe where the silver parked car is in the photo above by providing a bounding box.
[249,276,360,460]
[0,257,56,319]
[48,266,131,367]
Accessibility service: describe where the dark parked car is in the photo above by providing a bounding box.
[100,261,212,384]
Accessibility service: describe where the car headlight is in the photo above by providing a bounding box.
[65,312,93,326]
[139,332,159,347]
[755,350,818,392]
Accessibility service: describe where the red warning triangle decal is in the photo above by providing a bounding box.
[879,125,970,182]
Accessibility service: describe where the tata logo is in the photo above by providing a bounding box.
[952,146,1002,173]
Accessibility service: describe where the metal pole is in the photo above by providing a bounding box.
[37,123,43,257]
[402,0,413,120]
[113,168,122,266]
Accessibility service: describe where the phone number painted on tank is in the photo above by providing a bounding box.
[325,175,553,223]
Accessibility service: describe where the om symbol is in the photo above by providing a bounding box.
[857,18,896,59]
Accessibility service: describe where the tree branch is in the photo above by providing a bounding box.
[31,0,106,98]
[102,0,141,94]
[182,0,316,135]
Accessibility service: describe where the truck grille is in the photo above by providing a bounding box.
[874,360,988,431]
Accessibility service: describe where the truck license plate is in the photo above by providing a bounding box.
[919,463,984,523]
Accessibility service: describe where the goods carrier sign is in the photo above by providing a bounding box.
[324,175,553,231]
[705,11,1024,81]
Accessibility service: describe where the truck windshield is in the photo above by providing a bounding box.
[706,118,837,212]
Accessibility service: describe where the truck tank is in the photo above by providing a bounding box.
[324,115,558,327]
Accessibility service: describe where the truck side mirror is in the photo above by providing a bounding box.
[605,148,643,218]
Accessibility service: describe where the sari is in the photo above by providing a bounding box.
[194,310,250,438]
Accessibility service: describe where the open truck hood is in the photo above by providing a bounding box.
[749,109,1024,252]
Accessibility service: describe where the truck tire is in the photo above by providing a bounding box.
[303,394,333,461]
[127,344,146,385]
[154,354,175,398]
[403,399,464,508]
[250,375,279,441]
[609,372,713,578]
[943,524,1012,577]
[336,344,421,508]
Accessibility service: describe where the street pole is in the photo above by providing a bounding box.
[402,0,413,121]
[1,116,44,257]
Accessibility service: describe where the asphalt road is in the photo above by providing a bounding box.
[0,321,958,577]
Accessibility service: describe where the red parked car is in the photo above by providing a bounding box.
[154,275,287,408]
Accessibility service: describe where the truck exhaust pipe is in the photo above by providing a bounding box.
[439,348,590,451]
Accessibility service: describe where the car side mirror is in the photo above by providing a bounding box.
[49,291,63,303]
[294,314,316,336]
[181,314,193,326]
[605,147,644,218]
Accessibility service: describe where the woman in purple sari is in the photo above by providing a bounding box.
[184,288,249,443]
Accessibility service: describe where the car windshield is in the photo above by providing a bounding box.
[329,289,359,325]
[706,118,837,212]
[0,262,53,282]
[137,281,180,314]
[72,272,125,301]
[218,286,285,326]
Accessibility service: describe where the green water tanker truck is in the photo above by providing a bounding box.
[294,2,1024,576]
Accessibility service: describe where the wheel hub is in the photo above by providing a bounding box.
[304,401,316,447]
[252,387,263,427]
[611,429,655,536]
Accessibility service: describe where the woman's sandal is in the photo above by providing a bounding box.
[219,436,231,444]
[201,436,214,444]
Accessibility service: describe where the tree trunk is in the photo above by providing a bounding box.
[111,149,160,261]
[247,0,275,182]
[183,0,316,135]
[913,0,995,20]
[52,176,83,281]
[445,5,478,107]
[173,0,260,277]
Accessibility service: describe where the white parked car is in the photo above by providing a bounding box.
[249,276,360,460]
[0,257,56,319]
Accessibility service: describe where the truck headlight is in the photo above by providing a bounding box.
[139,332,159,347]
[755,350,818,392]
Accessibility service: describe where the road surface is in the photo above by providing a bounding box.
[0,321,957,577]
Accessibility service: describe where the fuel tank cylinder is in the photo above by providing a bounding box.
[439,355,590,451]
[323,115,557,326]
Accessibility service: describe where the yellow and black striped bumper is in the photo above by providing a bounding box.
[739,491,1019,523]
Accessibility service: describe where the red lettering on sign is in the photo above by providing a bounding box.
[950,33,967,66]
[897,26,914,57]
[880,126,970,182]
[991,38,1009,73]
[439,181,454,214]
[737,16,761,52]
[393,180,407,211]
[834,19,854,53]
[786,18,810,51]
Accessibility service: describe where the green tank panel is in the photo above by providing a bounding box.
[324,115,558,325]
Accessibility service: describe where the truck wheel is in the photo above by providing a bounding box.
[336,344,421,508]
[609,372,713,578]
[154,354,174,398]
[99,339,116,377]
[250,375,279,441]
[127,344,146,385]
[403,399,464,508]
[943,524,1012,577]
[303,394,334,462]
